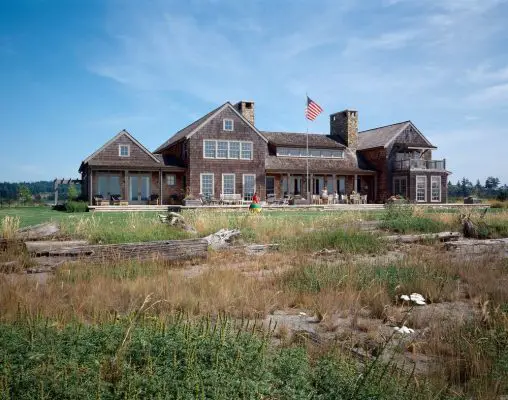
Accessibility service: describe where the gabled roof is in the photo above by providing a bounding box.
[82,129,160,164]
[154,102,268,153]
[358,121,435,151]
[261,131,346,149]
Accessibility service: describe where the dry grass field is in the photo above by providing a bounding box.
[1,206,507,399]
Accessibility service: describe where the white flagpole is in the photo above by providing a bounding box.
[306,93,310,204]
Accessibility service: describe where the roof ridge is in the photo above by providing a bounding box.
[153,103,225,153]
[359,120,410,134]
[261,131,327,136]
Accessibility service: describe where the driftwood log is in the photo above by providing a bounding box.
[0,238,27,253]
[29,239,208,262]
[25,240,88,254]
[203,229,241,250]
[385,231,461,243]
[445,238,508,256]
[17,223,60,240]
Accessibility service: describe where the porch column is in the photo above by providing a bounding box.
[89,168,93,206]
[374,175,378,203]
[287,173,291,196]
[354,174,358,192]
[309,174,314,204]
[159,170,163,205]
[332,174,337,193]
[124,170,128,201]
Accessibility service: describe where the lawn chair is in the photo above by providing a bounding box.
[94,195,109,206]
[149,194,160,205]
[111,194,127,206]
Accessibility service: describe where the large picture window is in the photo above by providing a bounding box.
[203,140,253,160]
[431,176,441,202]
[416,176,427,202]
[200,173,214,196]
[222,174,235,195]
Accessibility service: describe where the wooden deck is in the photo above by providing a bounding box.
[88,203,489,213]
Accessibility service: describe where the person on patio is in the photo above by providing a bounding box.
[249,192,262,213]
[321,187,328,204]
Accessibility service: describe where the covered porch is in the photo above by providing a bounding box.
[265,172,377,204]
[82,166,185,206]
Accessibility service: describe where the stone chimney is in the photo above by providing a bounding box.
[234,101,255,126]
[330,110,358,150]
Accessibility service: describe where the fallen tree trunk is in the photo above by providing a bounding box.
[385,231,461,243]
[0,238,27,253]
[17,223,60,240]
[445,238,508,256]
[30,238,208,262]
[25,240,88,254]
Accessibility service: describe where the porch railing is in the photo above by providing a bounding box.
[393,159,446,171]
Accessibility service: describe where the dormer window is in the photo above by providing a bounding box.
[223,119,234,131]
[119,144,130,157]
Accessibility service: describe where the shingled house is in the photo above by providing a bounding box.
[79,101,450,205]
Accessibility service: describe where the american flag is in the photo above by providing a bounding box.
[305,96,323,121]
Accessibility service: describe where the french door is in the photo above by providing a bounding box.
[129,175,150,204]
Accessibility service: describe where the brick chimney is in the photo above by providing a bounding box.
[330,110,358,150]
[234,101,255,126]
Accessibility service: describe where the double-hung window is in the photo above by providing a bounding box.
[204,140,216,158]
[222,174,235,195]
[119,145,130,157]
[416,176,427,202]
[200,173,214,196]
[217,141,229,158]
[229,141,240,159]
[223,119,234,131]
[431,176,441,202]
[241,142,253,160]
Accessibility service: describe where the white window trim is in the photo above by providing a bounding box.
[166,174,176,186]
[216,140,229,159]
[431,176,441,202]
[243,174,256,199]
[203,140,253,160]
[203,140,217,159]
[223,118,234,131]
[222,173,236,195]
[393,176,408,198]
[119,144,130,157]
[416,175,427,203]
[240,142,253,160]
[276,147,344,159]
[200,173,214,196]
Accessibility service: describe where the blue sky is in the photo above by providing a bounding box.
[1,0,507,184]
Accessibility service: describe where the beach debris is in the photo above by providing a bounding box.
[400,293,426,305]
[393,325,415,334]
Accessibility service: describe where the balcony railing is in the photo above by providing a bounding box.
[393,159,446,171]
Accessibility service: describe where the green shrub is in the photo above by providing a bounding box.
[64,201,88,213]
[0,318,454,400]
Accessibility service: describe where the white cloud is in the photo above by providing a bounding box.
[467,83,508,104]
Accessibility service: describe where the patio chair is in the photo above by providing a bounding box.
[111,194,127,206]
[312,194,321,204]
[94,194,109,206]
[361,195,367,204]
[149,194,160,205]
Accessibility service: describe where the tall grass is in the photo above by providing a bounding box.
[0,216,20,239]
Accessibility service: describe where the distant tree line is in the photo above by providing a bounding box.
[448,176,508,201]
[0,181,81,205]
